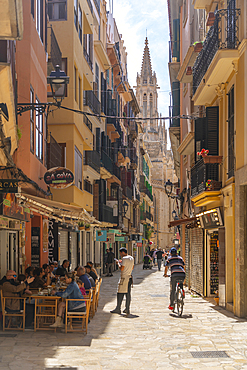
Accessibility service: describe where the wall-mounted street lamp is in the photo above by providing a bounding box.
[123,200,129,217]
[164,179,177,199]
[17,65,69,116]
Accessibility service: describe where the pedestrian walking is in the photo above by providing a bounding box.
[106,247,115,276]
[156,247,163,271]
[110,247,134,316]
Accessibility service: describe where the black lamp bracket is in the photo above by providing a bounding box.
[17,102,60,116]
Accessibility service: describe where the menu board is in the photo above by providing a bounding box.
[31,227,40,267]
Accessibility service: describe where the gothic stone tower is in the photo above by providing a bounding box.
[136,37,177,249]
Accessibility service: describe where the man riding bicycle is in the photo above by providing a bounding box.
[164,247,186,310]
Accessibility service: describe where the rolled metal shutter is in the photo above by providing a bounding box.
[70,232,77,270]
[59,230,68,263]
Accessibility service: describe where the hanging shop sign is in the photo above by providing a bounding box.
[96,230,107,242]
[107,233,115,243]
[0,179,18,193]
[196,208,223,229]
[0,193,30,221]
[115,236,125,242]
[44,167,74,189]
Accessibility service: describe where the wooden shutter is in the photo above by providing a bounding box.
[194,117,206,162]
[93,183,99,219]
[205,106,219,156]
[96,128,100,153]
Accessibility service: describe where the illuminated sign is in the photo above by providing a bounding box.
[0,179,18,193]
[196,208,223,229]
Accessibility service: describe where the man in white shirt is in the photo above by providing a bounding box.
[110,247,134,316]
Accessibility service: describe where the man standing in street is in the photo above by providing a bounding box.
[106,247,115,276]
[110,247,134,316]
[156,247,163,271]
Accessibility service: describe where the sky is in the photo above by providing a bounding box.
[108,0,170,128]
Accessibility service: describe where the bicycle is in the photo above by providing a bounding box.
[173,279,184,316]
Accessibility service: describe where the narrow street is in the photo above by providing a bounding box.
[1,264,247,370]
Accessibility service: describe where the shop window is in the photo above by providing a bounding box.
[74,145,82,190]
[48,0,67,21]
[35,97,43,162]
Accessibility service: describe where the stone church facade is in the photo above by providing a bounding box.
[135,38,177,249]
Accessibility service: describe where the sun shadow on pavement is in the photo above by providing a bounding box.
[169,313,193,319]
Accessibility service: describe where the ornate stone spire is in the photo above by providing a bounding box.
[141,37,152,79]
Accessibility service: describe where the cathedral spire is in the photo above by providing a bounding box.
[141,37,153,80]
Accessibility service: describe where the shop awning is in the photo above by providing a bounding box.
[168,217,197,228]
[19,194,101,225]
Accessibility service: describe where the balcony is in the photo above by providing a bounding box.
[84,180,93,194]
[140,175,153,202]
[83,47,93,71]
[83,114,93,132]
[168,40,180,88]
[193,7,241,106]
[191,158,222,207]
[101,150,113,176]
[47,26,62,74]
[84,150,100,173]
[125,186,132,201]
[99,204,115,224]
[107,117,121,141]
[193,0,212,9]
[129,121,138,138]
[113,164,121,180]
[84,90,100,116]
[0,0,23,40]
[47,134,63,169]
[145,211,153,222]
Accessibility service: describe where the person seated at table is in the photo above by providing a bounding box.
[85,265,97,282]
[25,266,35,279]
[49,262,56,280]
[77,266,94,289]
[86,261,98,279]
[29,267,51,289]
[50,272,86,328]
[42,263,52,283]
[2,270,35,327]
[77,279,86,296]
[55,260,70,277]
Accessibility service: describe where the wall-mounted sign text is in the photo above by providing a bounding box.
[44,167,74,189]
[0,180,18,193]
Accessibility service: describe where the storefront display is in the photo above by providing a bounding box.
[210,231,219,295]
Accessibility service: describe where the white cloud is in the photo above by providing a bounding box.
[112,0,170,128]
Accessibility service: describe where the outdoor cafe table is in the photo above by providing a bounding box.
[30,293,61,332]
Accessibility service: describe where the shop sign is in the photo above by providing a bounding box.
[48,220,58,263]
[107,233,115,243]
[0,216,8,228]
[0,179,18,193]
[9,220,20,230]
[0,193,30,221]
[44,167,74,189]
[115,236,125,242]
[197,208,223,229]
[137,242,142,247]
[96,230,107,242]
[130,234,142,242]
[43,219,49,252]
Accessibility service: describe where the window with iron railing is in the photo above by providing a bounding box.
[84,180,93,194]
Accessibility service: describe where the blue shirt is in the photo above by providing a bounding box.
[55,281,85,310]
[166,255,185,275]
[79,274,92,290]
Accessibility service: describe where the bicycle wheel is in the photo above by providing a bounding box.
[176,288,184,316]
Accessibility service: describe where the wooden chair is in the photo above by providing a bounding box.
[65,289,92,334]
[95,278,102,311]
[1,289,26,332]
[89,286,97,318]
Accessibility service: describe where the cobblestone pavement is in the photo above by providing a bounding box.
[1,264,247,370]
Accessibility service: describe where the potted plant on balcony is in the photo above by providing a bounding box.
[197,149,223,164]
[197,148,209,157]
[78,221,85,230]
[206,179,222,191]
[194,41,203,53]
[85,223,91,230]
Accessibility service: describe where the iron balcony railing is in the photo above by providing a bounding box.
[113,164,121,179]
[83,47,93,71]
[101,150,113,174]
[48,26,62,69]
[84,180,93,194]
[193,6,241,95]
[191,158,222,198]
[140,175,153,202]
[99,204,114,223]
[83,114,93,132]
[47,134,63,169]
[145,211,153,222]
[84,90,100,116]
[126,186,132,200]
[107,117,122,136]
[84,150,100,173]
